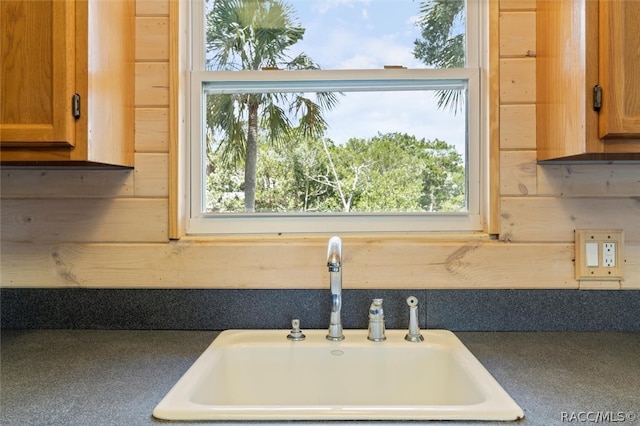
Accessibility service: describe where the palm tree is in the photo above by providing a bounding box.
[206,0,338,212]
[413,0,465,114]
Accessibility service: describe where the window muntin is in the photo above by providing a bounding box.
[189,0,485,235]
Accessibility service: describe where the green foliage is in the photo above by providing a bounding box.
[413,0,466,114]
[205,0,338,212]
[207,0,307,71]
[206,132,465,213]
[413,0,465,69]
[204,0,468,214]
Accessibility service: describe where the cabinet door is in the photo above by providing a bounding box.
[0,0,76,146]
[598,1,640,138]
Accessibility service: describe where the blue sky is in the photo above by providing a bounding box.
[205,0,467,155]
[289,0,467,154]
[293,0,425,69]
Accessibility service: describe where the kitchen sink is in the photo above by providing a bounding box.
[153,329,524,421]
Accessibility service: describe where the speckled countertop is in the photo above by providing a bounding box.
[1,330,639,426]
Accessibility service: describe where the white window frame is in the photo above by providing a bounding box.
[187,0,488,235]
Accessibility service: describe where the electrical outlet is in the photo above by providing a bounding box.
[602,242,616,267]
[575,230,624,280]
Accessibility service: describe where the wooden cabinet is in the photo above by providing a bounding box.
[598,1,640,139]
[536,0,640,161]
[0,0,134,167]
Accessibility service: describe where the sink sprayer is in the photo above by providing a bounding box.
[405,296,424,342]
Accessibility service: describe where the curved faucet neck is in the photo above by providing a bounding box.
[326,236,344,341]
[326,236,342,270]
[327,236,342,299]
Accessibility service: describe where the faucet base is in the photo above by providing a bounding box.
[287,319,306,341]
[326,323,345,341]
[367,299,386,342]
[405,333,425,343]
[367,324,387,342]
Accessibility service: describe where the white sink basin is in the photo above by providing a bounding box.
[153,329,524,421]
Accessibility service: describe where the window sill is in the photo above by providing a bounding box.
[178,231,493,244]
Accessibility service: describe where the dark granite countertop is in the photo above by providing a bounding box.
[1,330,639,425]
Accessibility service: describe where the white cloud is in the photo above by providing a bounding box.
[323,90,466,154]
[295,0,423,70]
[312,0,373,15]
[290,0,466,154]
[308,25,420,69]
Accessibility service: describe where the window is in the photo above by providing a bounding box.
[189,0,486,234]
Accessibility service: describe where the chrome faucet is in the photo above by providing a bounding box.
[367,298,386,341]
[326,236,344,341]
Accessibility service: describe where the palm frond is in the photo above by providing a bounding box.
[435,89,465,115]
[261,101,292,143]
[292,96,329,138]
[206,93,247,166]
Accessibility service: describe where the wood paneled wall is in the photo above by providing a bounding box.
[497,0,639,289]
[1,0,638,290]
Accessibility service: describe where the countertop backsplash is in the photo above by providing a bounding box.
[2,288,639,331]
